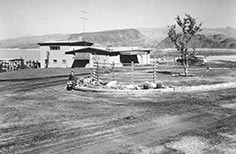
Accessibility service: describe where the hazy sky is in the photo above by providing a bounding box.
[0,0,236,39]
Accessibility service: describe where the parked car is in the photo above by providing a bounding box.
[175,55,207,65]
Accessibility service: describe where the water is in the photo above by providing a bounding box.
[0,48,40,61]
[1,48,236,63]
[207,55,236,62]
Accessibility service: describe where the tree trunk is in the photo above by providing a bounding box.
[183,63,188,76]
[183,55,189,76]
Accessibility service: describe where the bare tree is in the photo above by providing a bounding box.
[168,14,202,76]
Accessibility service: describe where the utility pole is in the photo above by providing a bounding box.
[80,10,88,33]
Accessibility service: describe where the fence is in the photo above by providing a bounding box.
[91,61,158,84]
[90,58,236,85]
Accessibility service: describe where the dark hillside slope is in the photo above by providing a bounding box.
[0,34,70,49]
[68,29,146,46]
[157,34,236,49]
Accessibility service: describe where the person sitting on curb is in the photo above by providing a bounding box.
[69,71,76,81]
[68,71,77,89]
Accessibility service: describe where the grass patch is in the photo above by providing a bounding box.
[0,68,91,80]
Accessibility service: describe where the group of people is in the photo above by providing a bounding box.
[24,60,41,69]
[0,59,41,72]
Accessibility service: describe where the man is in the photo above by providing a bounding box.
[67,71,77,90]
[69,71,76,81]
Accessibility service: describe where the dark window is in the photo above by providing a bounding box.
[53,59,57,63]
[120,55,138,65]
[50,46,60,50]
[62,59,66,64]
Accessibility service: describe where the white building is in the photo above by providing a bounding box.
[38,40,93,68]
[38,40,151,68]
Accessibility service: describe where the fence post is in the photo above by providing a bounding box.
[131,61,134,85]
[96,61,99,83]
[153,60,157,83]
[207,63,210,70]
[103,59,106,68]
[92,61,98,84]
[111,61,115,80]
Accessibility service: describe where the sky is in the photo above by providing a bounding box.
[0,0,236,39]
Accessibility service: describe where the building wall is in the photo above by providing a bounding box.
[39,46,74,68]
[136,53,150,64]
[89,54,120,67]
[109,55,121,66]
[39,45,151,68]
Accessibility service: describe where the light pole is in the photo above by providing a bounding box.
[80,10,88,33]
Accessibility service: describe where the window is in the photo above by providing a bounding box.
[50,46,60,50]
[53,59,57,63]
[62,59,66,64]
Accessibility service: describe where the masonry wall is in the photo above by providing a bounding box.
[89,55,122,67]
[137,53,150,64]
[39,46,74,68]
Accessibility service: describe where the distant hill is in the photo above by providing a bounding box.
[202,27,236,38]
[157,34,236,49]
[138,26,236,41]
[0,34,70,49]
[139,27,236,49]
[0,27,236,49]
[68,29,146,47]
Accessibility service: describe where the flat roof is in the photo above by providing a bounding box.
[38,40,94,46]
[65,46,151,55]
[65,47,118,56]
[109,47,152,52]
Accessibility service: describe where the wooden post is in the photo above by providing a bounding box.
[96,61,99,83]
[111,61,115,80]
[92,62,97,82]
[153,60,157,83]
[207,63,210,70]
[103,59,106,68]
[131,61,134,85]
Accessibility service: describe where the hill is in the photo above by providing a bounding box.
[157,34,236,49]
[202,27,236,38]
[138,27,236,49]
[68,29,146,47]
[138,27,236,40]
[0,27,236,49]
[0,34,70,49]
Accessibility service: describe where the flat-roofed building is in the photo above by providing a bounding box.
[38,40,151,68]
[38,40,93,68]
[65,46,151,67]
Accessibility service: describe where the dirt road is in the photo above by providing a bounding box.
[1,77,236,154]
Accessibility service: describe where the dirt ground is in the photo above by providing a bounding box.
[1,72,236,154]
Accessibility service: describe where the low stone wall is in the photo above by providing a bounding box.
[74,82,236,95]
[173,82,236,93]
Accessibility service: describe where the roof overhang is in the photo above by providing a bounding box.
[65,47,119,56]
[65,47,151,56]
[119,51,150,55]
[38,40,94,46]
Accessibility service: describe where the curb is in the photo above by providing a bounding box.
[73,82,236,94]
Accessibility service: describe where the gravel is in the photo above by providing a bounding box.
[165,136,211,154]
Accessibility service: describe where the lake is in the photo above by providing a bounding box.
[1,48,236,62]
[0,48,40,61]
[207,55,236,62]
